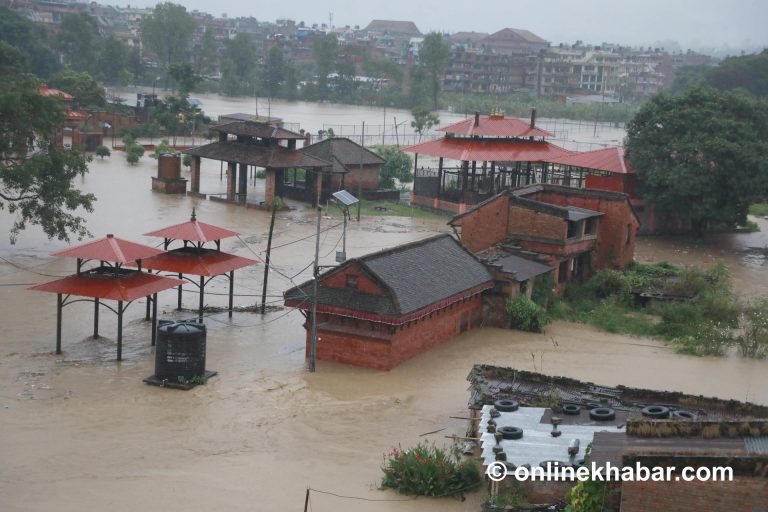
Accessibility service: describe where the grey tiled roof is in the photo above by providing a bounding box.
[302,138,385,174]
[495,254,552,282]
[284,234,493,316]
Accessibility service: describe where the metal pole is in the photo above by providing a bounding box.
[177,273,183,310]
[199,276,205,323]
[357,122,364,222]
[228,271,234,318]
[56,293,62,354]
[151,293,158,346]
[261,201,278,314]
[303,489,310,512]
[117,301,123,361]
[93,298,100,338]
[342,209,347,258]
[145,294,151,320]
[309,206,321,373]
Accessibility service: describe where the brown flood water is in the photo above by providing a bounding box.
[1,156,767,511]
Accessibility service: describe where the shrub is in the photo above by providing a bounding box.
[182,155,192,167]
[531,272,554,307]
[125,143,145,165]
[507,295,548,332]
[584,269,629,298]
[151,139,174,158]
[737,299,768,359]
[95,145,111,159]
[670,321,733,356]
[381,443,480,497]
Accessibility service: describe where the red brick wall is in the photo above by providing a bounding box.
[331,164,381,192]
[452,195,510,252]
[306,295,483,370]
[620,478,768,512]
[508,205,567,241]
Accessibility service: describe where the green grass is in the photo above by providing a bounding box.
[356,200,450,220]
[749,203,768,217]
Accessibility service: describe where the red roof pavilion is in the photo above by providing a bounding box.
[30,235,182,360]
[546,146,635,175]
[402,138,572,162]
[141,211,258,321]
[437,114,553,138]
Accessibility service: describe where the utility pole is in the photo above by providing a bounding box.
[260,200,278,314]
[309,206,321,372]
[357,122,364,221]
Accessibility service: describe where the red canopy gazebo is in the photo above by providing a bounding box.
[141,210,258,321]
[30,235,183,360]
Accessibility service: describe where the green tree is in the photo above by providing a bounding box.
[263,46,285,98]
[57,12,99,73]
[313,34,338,100]
[125,143,145,165]
[410,106,439,141]
[626,86,768,234]
[668,64,708,95]
[220,34,257,96]
[0,7,59,78]
[48,70,106,109]
[704,50,768,97]
[167,63,200,95]
[140,3,197,72]
[95,145,111,159]
[417,33,449,110]
[151,94,200,144]
[0,73,95,243]
[193,27,218,76]
[375,146,413,188]
[95,36,131,84]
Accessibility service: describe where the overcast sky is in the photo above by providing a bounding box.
[127,0,767,51]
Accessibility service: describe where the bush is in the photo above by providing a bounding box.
[507,295,548,332]
[95,145,111,159]
[151,139,174,158]
[670,321,733,356]
[737,299,768,359]
[182,155,192,168]
[584,269,629,299]
[125,143,145,165]
[381,443,480,497]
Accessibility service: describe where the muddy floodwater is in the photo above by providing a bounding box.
[1,154,768,512]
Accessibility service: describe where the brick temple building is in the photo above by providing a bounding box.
[283,235,493,370]
[300,137,388,198]
[450,184,639,293]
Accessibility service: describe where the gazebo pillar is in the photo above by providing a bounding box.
[56,293,62,354]
[314,168,323,207]
[226,162,236,201]
[94,298,100,338]
[117,300,123,361]
[151,293,158,346]
[238,163,248,203]
[437,157,443,199]
[190,156,201,194]
[264,167,276,204]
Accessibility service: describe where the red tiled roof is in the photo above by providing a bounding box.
[140,248,257,276]
[437,115,553,138]
[547,147,635,175]
[52,235,164,263]
[29,272,182,301]
[403,138,571,162]
[144,219,239,243]
[39,85,74,101]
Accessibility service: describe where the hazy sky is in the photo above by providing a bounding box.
[126,0,767,50]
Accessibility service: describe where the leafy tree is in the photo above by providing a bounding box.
[193,27,218,76]
[151,94,200,144]
[48,70,106,109]
[0,73,94,243]
[57,12,99,73]
[140,3,197,72]
[95,36,131,84]
[704,50,768,97]
[125,142,145,165]
[410,106,439,141]
[313,34,338,100]
[668,65,708,95]
[375,145,413,189]
[95,145,111,159]
[626,86,768,234]
[167,63,200,95]
[263,46,285,98]
[417,33,449,110]
[0,7,59,78]
[220,34,257,96]
[283,65,298,100]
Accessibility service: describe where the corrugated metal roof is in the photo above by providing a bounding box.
[29,271,182,301]
[140,248,257,276]
[437,115,553,138]
[144,219,239,243]
[403,138,570,162]
[52,235,164,263]
[744,436,768,454]
[547,147,635,175]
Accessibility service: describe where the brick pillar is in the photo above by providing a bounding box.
[226,161,236,202]
[264,168,276,205]
[238,163,248,203]
[190,156,201,194]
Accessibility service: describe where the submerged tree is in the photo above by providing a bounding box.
[410,106,439,142]
[313,33,338,100]
[0,71,95,243]
[140,3,197,71]
[417,33,449,110]
[626,86,768,234]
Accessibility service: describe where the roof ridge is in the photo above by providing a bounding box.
[358,233,453,263]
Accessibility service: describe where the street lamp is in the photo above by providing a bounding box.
[331,190,359,263]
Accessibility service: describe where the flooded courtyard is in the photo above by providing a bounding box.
[1,132,768,511]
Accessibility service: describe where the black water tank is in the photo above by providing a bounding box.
[155,321,206,381]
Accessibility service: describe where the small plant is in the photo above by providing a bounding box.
[564,444,609,512]
[177,374,208,385]
[507,295,548,332]
[670,320,733,356]
[255,169,267,179]
[95,145,111,159]
[125,142,145,165]
[151,139,174,158]
[182,154,192,167]
[737,299,768,359]
[381,442,481,497]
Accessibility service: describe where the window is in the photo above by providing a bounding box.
[567,220,579,238]
[346,274,358,288]
[585,217,597,235]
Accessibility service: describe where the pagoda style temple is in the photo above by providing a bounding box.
[404,110,573,214]
[184,121,336,206]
